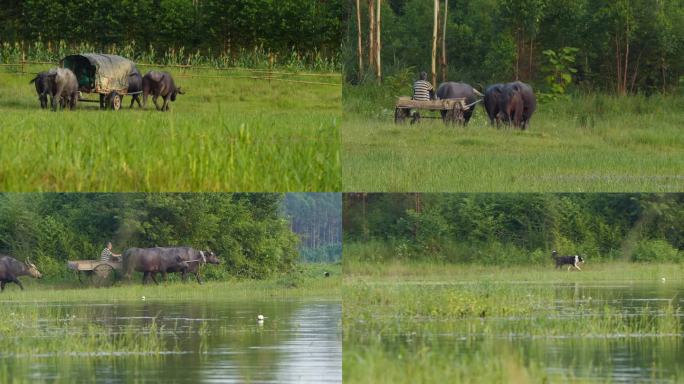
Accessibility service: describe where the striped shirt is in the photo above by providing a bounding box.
[413,80,434,101]
[101,248,113,262]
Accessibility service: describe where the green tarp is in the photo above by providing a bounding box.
[61,54,137,93]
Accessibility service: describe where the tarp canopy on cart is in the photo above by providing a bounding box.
[61,53,137,94]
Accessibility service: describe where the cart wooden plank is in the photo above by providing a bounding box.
[395,97,466,110]
[67,260,122,271]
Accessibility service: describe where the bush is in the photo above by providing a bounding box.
[631,240,681,263]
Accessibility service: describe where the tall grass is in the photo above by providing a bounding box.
[1,41,341,73]
[342,83,684,192]
[0,65,341,191]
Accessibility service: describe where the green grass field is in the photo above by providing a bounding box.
[0,65,340,191]
[343,261,684,383]
[342,87,684,192]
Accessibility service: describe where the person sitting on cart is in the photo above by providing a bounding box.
[100,242,121,262]
[412,71,435,101]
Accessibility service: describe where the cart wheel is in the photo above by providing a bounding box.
[410,111,421,124]
[109,92,121,111]
[92,264,116,287]
[394,108,409,124]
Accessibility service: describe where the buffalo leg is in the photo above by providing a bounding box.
[12,277,24,290]
[51,87,62,111]
[195,272,203,285]
[153,95,162,111]
[163,96,170,111]
[150,273,160,285]
[1,281,5,291]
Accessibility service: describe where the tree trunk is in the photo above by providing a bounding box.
[528,35,534,80]
[432,0,439,87]
[356,0,363,80]
[376,0,382,80]
[441,0,448,82]
[368,0,375,76]
[615,35,621,94]
[623,26,629,95]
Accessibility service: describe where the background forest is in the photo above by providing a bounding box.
[0,0,344,68]
[344,193,684,264]
[0,193,341,280]
[347,0,683,95]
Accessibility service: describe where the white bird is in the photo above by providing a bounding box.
[661,277,666,283]
[257,314,264,321]
[141,295,146,301]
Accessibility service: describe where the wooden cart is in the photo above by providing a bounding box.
[394,97,470,124]
[61,54,141,110]
[67,260,122,286]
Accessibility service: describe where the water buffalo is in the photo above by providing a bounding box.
[0,255,42,291]
[499,81,536,130]
[156,247,220,284]
[483,83,505,126]
[122,247,189,285]
[142,71,184,111]
[435,82,482,124]
[46,68,79,111]
[127,69,143,108]
[29,71,51,109]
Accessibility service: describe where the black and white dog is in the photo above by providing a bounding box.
[552,250,584,271]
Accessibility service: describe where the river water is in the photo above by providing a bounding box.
[0,299,341,383]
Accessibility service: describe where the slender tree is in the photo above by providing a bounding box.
[441,0,448,82]
[376,0,382,80]
[368,0,376,76]
[356,0,364,80]
[432,0,439,86]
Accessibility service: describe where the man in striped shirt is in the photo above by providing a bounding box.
[412,71,435,101]
[101,242,122,262]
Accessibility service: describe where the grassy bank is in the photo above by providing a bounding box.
[342,85,684,192]
[2,263,341,301]
[0,65,340,191]
[343,261,684,383]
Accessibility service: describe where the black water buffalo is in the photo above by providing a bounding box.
[499,81,536,129]
[46,68,79,111]
[483,83,505,126]
[0,255,43,291]
[127,69,143,108]
[156,247,220,284]
[29,71,51,109]
[435,82,481,124]
[142,71,183,111]
[122,247,189,285]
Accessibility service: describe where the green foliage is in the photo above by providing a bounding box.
[0,193,301,279]
[0,0,344,69]
[344,194,684,264]
[632,239,680,262]
[349,0,684,93]
[542,47,579,95]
